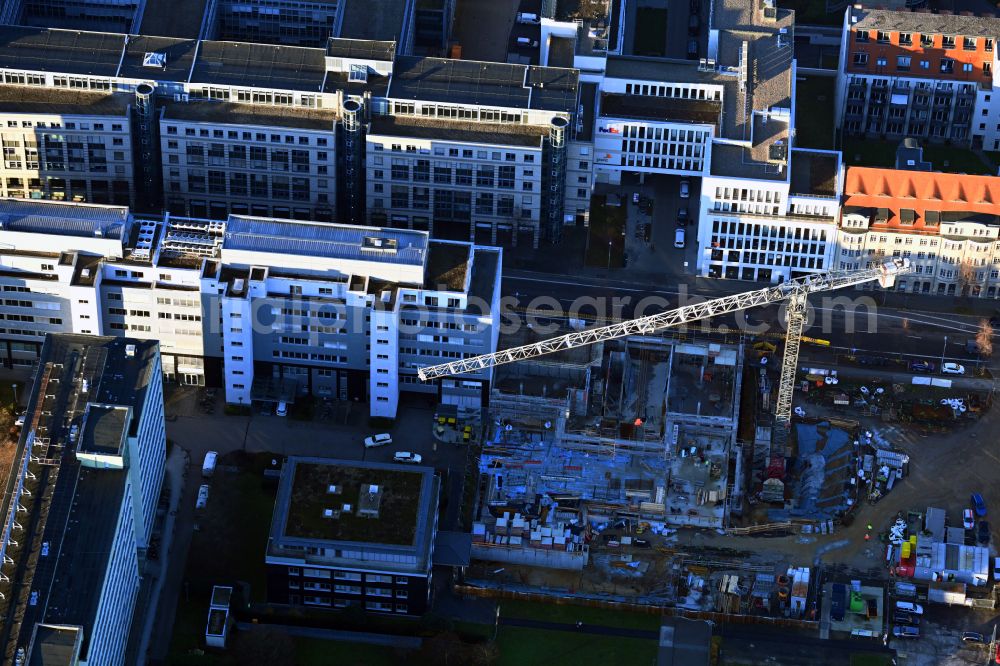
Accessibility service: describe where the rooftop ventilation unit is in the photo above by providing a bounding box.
[143,52,167,68]
[349,64,368,83]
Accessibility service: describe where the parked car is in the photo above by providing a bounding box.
[674,228,686,249]
[676,207,689,226]
[679,179,691,198]
[202,451,218,478]
[365,433,393,448]
[830,583,846,622]
[275,401,288,417]
[393,451,423,464]
[909,360,935,373]
[895,600,924,615]
[979,521,991,544]
[972,492,987,517]
[941,362,966,375]
[894,611,919,626]
[14,413,24,428]
[964,508,976,530]
[632,192,640,204]
[686,39,699,59]
[892,625,919,639]
[963,632,985,643]
[196,484,210,510]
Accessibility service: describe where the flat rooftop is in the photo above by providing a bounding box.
[469,248,501,306]
[1,335,160,662]
[600,92,721,125]
[0,86,131,116]
[789,150,839,198]
[79,404,130,456]
[327,37,396,61]
[161,99,338,131]
[0,26,125,76]
[424,241,470,291]
[0,199,129,240]
[222,215,428,267]
[118,36,199,81]
[849,6,1000,37]
[388,56,579,113]
[190,40,327,92]
[368,115,546,148]
[28,624,82,666]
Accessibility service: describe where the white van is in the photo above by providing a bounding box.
[895,600,924,615]
[674,228,686,249]
[202,451,218,478]
[517,12,539,23]
[196,484,210,510]
[516,37,539,47]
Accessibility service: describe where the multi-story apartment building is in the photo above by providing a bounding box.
[266,457,440,615]
[0,334,166,666]
[0,26,584,248]
[835,8,1000,149]
[836,166,1000,298]
[0,86,136,206]
[369,57,580,246]
[0,198,502,417]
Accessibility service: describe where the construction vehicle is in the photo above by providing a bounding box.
[418,259,911,441]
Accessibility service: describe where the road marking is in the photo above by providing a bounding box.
[906,336,922,339]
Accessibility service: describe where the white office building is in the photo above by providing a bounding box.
[0,198,502,418]
[0,334,166,666]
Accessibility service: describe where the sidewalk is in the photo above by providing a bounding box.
[135,444,188,664]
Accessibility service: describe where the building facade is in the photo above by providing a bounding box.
[0,334,166,666]
[0,198,503,417]
[836,166,1000,298]
[0,25,585,249]
[835,7,1000,149]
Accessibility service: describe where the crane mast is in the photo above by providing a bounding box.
[418,259,909,436]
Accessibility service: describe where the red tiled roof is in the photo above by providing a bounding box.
[842,167,1000,230]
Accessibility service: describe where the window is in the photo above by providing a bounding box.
[853,53,868,66]
[855,30,869,43]
[876,31,889,43]
[964,37,977,51]
[897,56,911,70]
[941,59,954,74]
[920,34,934,47]
[963,63,974,72]
[898,33,912,46]
[876,57,887,67]
[942,36,955,49]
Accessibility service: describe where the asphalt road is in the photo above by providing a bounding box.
[501,270,998,362]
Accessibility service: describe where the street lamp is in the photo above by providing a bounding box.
[492,603,501,642]
[238,396,251,452]
[11,383,17,408]
[941,335,948,368]
[607,240,612,269]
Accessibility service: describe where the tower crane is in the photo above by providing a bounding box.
[418,258,911,438]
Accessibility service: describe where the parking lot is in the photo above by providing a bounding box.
[619,174,701,276]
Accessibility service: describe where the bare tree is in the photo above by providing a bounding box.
[976,318,994,358]
[958,260,977,297]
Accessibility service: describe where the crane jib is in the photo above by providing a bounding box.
[416,260,911,382]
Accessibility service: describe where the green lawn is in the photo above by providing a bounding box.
[295,637,402,666]
[795,77,835,150]
[633,7,667,57]
[497,626,658,666]
[499,599,661,631]
[850,655,893,666]
[0,381,25,410]
[585,195,626,269]
[778,0,843,26]
[920,144,993,175]
[842,138,993,174]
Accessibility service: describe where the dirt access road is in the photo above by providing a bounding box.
[677,404,1000,572]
